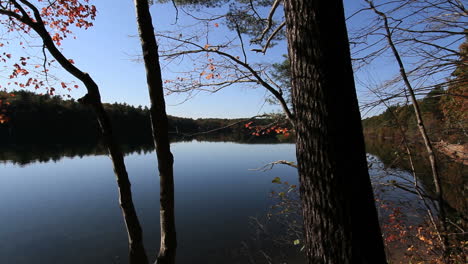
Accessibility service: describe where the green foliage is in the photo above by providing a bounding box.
[271,56,290,87]
[158,0,284,42]
[270,55,291,104]
[272,176,281,184]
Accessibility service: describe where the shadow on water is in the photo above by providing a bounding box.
[0,142,153,166]
[0,134,291,166]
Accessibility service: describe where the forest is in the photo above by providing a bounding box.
[362,86,467,145]
[0,0,466,264]
[0,90,289,144]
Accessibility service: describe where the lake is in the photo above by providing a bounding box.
[1,139,464,263]
[0,141,303,264]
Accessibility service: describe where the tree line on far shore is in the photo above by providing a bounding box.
[0,90,288,144]
[362,86,467,144]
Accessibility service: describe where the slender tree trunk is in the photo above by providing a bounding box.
[14,4,150,264]
[366,0,444,206]
[366,1,448,257]
[283,1,387,263]
[133,1,177,264]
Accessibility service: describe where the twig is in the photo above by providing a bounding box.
[250,160,297,171]
[251,0,281,43]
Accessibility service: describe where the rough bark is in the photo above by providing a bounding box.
[3,1,149,264]
[133,1,177,264]
[283,1,387,263]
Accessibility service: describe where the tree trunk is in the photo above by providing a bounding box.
[366,0,448,255]
[133,1,177,264]
[13,7,150,264]
[283,1,387,263]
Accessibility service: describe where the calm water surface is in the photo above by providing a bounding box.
[2,139,462,264]
[1,141,300,264]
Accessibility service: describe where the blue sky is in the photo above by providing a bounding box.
[0,1,388,118]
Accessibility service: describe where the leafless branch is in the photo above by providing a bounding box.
[252,21,285,54]
[158,32,295,124]
[251,0,281,44]
[250,160,297,171]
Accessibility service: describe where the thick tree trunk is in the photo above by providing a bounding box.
[133,1,177,264]
[18,6,150,264]
[283,1,387,263]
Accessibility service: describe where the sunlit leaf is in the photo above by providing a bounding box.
[272,177,281,184]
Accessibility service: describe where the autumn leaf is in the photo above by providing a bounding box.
[272,177,281,184]
[214,23,219,27]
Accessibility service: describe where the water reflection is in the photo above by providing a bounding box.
[366,138,467,218]
[0,140,298,264]
[1,138,464,263]
[366,137,467,263]
[0,135,291,166]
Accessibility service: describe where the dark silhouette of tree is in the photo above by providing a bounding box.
[151,0,389,262]
[0,1,148,263]
[282,0,386,262]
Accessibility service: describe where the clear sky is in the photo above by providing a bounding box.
[0,1,389,118]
